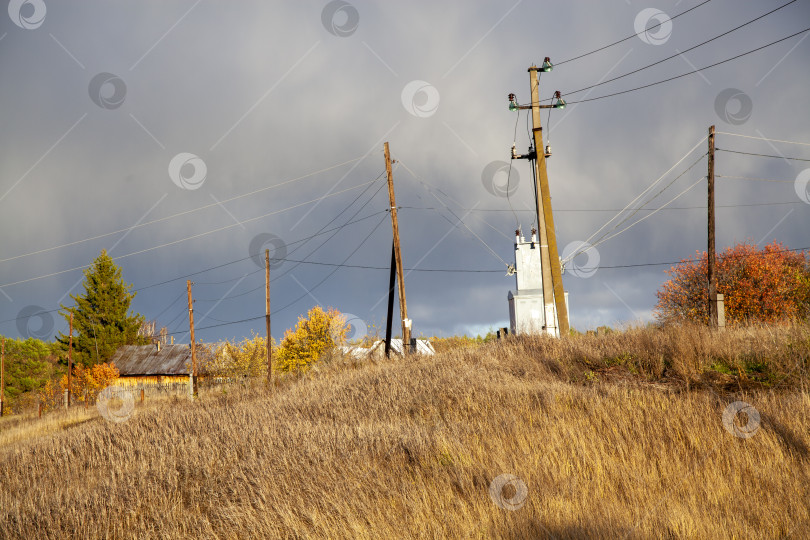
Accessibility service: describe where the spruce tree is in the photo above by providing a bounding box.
[58,250,146,366]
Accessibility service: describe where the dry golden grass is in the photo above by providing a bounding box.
[1,323,809,539]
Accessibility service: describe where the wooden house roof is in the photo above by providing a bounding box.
[109,344,192,376]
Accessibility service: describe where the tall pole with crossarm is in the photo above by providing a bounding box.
[510,60,570,336]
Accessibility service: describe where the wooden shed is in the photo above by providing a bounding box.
[109,343,193,394]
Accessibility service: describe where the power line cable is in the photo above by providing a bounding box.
[0,211,391,328]
[587,176,706,251]
[195,191,391,310]
[135,211,387,295]
[585,155,707,250]
[556,0,713,65]
[0,156,365,265]
[716,148,810,162]
[151,185,389,307]
[565,153,707,265]
[715,132,810,147]
[597,246,809,269]
[566,27,810,104]
[270,175,387,283]
[0,178,380,289]
[506,108,522,228]
[402,200,807,211]
[717,175,796,183]
[152,290,186,320]
[272,212,390,315]
[163,304,189,332]
[568,136,707,262]
[398,161,512,268]
[563,1,797,96]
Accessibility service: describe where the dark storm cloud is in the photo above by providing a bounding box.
[1,0,808,341]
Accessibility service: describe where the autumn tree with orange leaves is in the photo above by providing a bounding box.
[37,362,120,411]
[656,241,810,325]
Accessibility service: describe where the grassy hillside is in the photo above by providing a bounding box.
[1,323,808,539]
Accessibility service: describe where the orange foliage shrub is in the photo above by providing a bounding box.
[37,362,120,411]
[656,241,810,325]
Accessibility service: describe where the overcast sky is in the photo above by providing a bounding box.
[2,0,809,344]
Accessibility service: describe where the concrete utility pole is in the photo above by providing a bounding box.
[67,313,73,406]
[265,249,272,385]
[384,142,411,353]
[187,280,198,397]
[707,125,719,328]
[527,65,570,337]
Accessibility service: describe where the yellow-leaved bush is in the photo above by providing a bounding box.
[203,333,271,381]
[275,306,348,372]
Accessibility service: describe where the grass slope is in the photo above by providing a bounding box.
[1,324,809,539]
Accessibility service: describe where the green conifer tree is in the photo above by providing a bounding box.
[57,250,146,366]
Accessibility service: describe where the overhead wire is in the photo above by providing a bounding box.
[271,212,391,316]
[586,153,708,246]
[187,180,389,314]
[152,290,186,320]
[565,27,810,104]
[0,155,366,265]
[398,161,512,268]
[565,135,708,263]
[562,1,797,96]
[714,132,810,147]
[159,179,388,307]
[401,200,807,211]
[505,107,522,228]
[565,157,707,265]
[270,173,387,283]
[717,175,796,183]
[716,148,810,162]
[555,0,713,65]
[0,178,380,289]
[0,211,391,328]
[587,175,706,250]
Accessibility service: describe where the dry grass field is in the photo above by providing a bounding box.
[1,323,809,539]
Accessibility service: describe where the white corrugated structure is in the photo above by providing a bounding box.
[339,339,435,358]
[508,230,568,337]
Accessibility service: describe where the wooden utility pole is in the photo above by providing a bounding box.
[707,125,718,328]
[384,142,411,353]
[67,313,73,406]
[265,249,272,385]
[528,65,569,337]
[384,242,397,358]
[187,280,198,397]
[1,337,5,417]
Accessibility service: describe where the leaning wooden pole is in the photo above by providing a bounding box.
[384,142,411,354]
[384,242,397,358]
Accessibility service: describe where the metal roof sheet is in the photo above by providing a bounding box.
[109,344,193,376]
